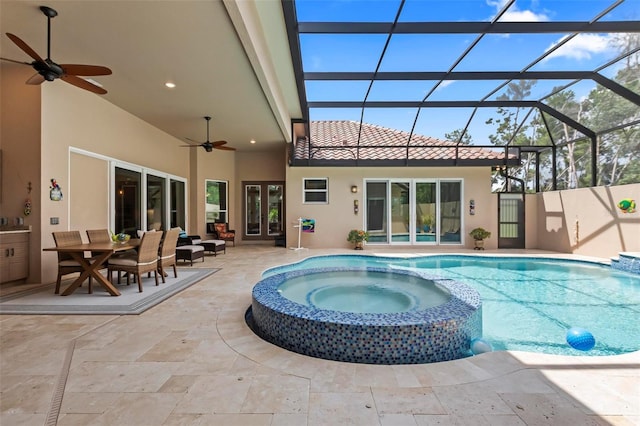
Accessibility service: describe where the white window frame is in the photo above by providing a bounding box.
[205,179,229,224]
[302,178,329,204]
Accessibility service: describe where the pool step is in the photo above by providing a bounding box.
[611,252,640,275]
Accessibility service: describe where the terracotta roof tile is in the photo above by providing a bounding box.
[294,121,508,162]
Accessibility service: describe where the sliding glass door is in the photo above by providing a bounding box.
[114,165,186,236]
[365,179,462,245]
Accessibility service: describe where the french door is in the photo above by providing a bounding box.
[243,182,285,240]
[365,179,462,245]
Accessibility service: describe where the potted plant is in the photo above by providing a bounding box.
[421,214,435,232]
[347,229,369,250]
[469,227,491,250]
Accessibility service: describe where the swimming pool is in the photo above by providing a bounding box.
[263,254,640,357]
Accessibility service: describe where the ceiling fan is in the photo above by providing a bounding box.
[1,5,112,95]
[181,116,236,152]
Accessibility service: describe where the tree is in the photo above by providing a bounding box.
[444,129,473,145]
[485,80,538,191]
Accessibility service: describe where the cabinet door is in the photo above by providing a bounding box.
[0,247,10,283]
[8,241,29,281]
[0,233,29,283]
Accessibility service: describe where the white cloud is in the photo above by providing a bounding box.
[544,34,613,61]
[500,9,549,22]
[435,80,456,91]
[486,0,549,22]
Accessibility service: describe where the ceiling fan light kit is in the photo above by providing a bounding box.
[1,5,112,94]
[180,116,236,152]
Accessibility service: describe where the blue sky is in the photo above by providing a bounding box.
[295,0,639,143]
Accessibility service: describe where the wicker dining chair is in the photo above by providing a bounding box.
[107,231,163,292]
[158,228,180,283]
[52,231,91,294]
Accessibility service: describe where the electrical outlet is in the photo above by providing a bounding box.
[50,217,59,225]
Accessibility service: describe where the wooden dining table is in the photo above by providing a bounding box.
[43,240,140,296]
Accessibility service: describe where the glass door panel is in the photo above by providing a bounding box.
[267,185,284,236]
[415,182,437,243]
[170,179,185,230]
[440,181,462,243]
[114,167,141,236]
[391,182,410,242]
[146,174,166,231]
[245,185,261,236]
[365,182,388,243]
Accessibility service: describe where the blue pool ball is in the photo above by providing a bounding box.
[470,338,493,355]
[566,327,596,351]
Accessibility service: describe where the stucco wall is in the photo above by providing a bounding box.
[285,166,497,249]
[536,183,640,258]
[0,64,42,282]
[37,82,191,282]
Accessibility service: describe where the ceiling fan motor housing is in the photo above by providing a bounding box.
[34,60,63,81]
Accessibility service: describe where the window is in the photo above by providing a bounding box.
[206,180,228,223]
[303,178,328,203]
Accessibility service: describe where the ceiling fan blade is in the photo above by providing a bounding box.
[6,33,45,63]
[61,64,112,76]
[215,145,236,151]
[211,140,229,147]
[0,57,32,65]
[26,73,45,85]
[60,74,107,95]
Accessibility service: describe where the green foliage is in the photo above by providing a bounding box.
[469,227,491,241]
[347,229,369,243]
[485,44,640,190]
[444,129,473,145]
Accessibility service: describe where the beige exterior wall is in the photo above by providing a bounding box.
[193,148,236,238]
[234,150,286,241]
[38,82,193,283]
[536,183,640,258]
[285,166,498,249]
[524,193,539,249]
[0,64,42,282]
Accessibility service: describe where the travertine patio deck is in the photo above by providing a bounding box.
[1,245,638,425]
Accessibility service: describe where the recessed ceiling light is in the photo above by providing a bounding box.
[165,82,176,88]
[250,139,256,144]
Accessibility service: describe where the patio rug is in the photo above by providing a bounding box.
[0,268,218,315]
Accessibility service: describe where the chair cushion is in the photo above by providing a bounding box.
[214,223,227,234]
[108,257,138,266]
[217,232,234,239]
[176,245,205,253]
[202,239,225,246]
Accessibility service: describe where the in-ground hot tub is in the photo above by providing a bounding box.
[247,267,482,364]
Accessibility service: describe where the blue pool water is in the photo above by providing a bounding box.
[264,255,640,357]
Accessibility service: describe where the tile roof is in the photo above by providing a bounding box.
[293,121,512,164]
